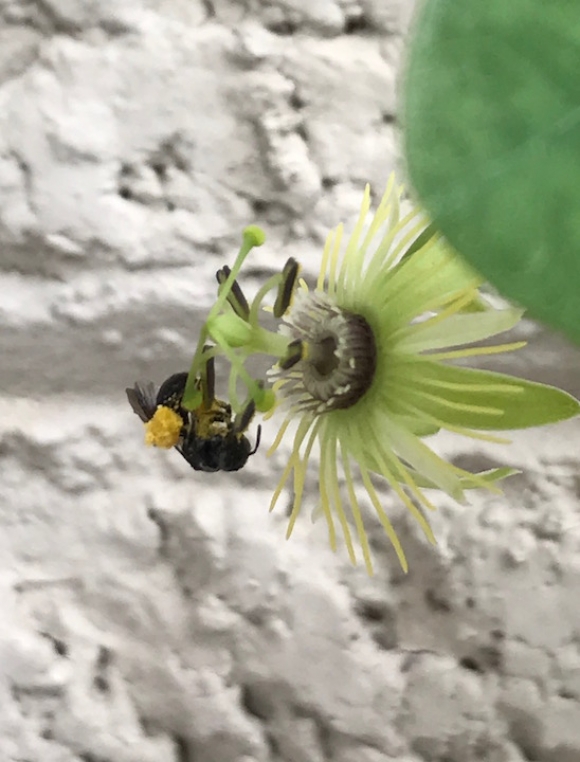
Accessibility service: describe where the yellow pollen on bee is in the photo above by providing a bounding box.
[195,399,231,439]
[144,406,183,448]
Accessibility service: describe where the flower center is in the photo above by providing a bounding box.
[277,292,377,413]
[308,334,340,377]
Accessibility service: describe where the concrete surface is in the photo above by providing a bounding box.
[1,1,580,761]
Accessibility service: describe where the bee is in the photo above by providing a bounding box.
[126,357,261,473]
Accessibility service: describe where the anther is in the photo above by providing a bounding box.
[216,266,250,320]
[279,339,304,370]
[233,398,256,435]
[274,258,300,317]
[200,349,216,409]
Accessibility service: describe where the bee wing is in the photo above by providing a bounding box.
[126,382,158,422]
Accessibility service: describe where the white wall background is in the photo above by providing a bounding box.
[1,1,580,760]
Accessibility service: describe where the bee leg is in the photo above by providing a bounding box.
[273,257,300,317]
[216,265,250,320]
[249,425,262,455]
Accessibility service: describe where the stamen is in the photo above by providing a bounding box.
[279,339,304,370]
[274,258,300,317]
[216,266,250,320]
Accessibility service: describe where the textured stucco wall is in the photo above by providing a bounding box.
[2,2,580,761]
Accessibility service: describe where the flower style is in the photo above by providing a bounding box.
[144,176,580,575]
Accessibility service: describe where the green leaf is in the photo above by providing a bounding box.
[403,0,580,344]
[388,360,580,430]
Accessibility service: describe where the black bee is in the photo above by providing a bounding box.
[126,358,261,473]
